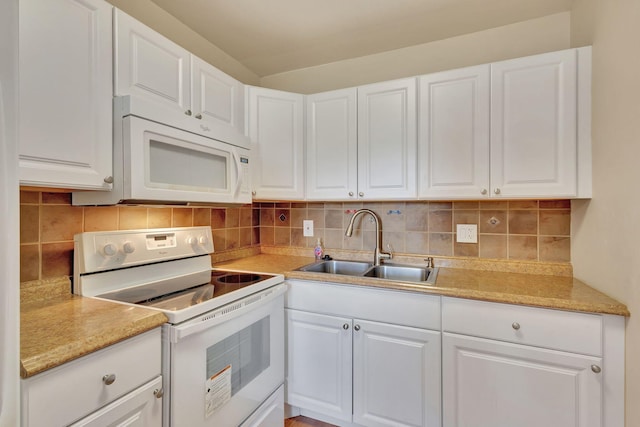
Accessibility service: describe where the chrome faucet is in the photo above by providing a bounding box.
[345,209,392,266]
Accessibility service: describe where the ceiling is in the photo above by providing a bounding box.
[150,0,573,77]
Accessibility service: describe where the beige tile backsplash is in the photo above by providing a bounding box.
[20,190,572,282]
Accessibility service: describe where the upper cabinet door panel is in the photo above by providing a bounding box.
[306,88,358,200]
[358,78,417,199]
[418,65,491,199]
[248,87,304,200]
[191,55,244,133]
[114,9,190,113]
[19,0,113,190]
[490,49,578,197]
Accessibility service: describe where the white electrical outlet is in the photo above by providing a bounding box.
[456,224,478,243]
[303,220,314,237]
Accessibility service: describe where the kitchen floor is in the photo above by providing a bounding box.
[285,416,336,427]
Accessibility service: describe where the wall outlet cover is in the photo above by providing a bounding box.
[456,224,478,243]
[303,220,314,237]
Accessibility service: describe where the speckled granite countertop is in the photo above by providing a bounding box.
[21,277,168,378]
[215,254,630,317]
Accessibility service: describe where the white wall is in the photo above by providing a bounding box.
[0,0,20,425]
[570,0,640,426]
[260,12,571,93]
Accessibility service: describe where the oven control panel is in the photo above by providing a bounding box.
[75,226,214,274]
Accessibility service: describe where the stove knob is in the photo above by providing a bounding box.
[102,243,117,257]
[198,235,209,246]
[187,236,197,245]
[123,242,135,254]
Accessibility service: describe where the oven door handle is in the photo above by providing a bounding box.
[168,283,286,343]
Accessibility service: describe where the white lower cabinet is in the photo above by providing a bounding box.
[21,329,162,427]
[441,297,625,427]
[285,280,441,427]
[442,333,601,427]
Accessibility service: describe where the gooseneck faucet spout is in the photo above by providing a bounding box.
[345,209,392,266]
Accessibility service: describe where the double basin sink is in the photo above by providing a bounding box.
[297,260,438,285]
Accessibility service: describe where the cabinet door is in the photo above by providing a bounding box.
[490,49,577,197]
[285,309,352,422]
[191,55,244,134]
[114,9,190,114]
[69,376,162,427]
[443,333,602,427]
[358,78,417,200]
[248,87,304,200]
[353,320,441,427]
[306,88,358,200]
[418,65,490,199]
[18,0,113,190]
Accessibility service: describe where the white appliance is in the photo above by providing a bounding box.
[73,95,252,205]
[74,227,285,427]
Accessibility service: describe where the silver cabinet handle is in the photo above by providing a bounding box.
[354,324,361,331]
[591,365,602,374]
[195,113,202,119]
[481,188,487,195]
[102,374,116,385]
[349,191,354,197]
[358,192,364,197]
[103,176,114,184]
[512,322,521,330]
[154,388,164,398]
[494,188,501,195]
[251,191,256,196]
[185,109,192,116]
[343,323,349,330]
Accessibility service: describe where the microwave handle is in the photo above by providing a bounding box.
[232,150,242,196]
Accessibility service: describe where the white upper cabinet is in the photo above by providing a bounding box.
[418,47,592,199]
[114,9,246,146]
[490,48,582,198]
[358,78,418,200]
[19,0,113,190]
[418,65,491,198]
[247,86,304,200]
[114,9,190,114]
[306,88,358,200]
[191,55,244,133]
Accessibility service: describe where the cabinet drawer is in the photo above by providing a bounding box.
[442,297,602,356]
[22,329,161,427]
[286,280,441,330]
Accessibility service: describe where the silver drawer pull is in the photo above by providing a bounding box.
[343,323,349,330]
[511,322,521,330]
[154,388,164,399]
[102,374,116,385]
[354,324,361,331]
[591,365,601,374]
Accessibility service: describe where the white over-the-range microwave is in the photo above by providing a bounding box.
[73,95,251,205]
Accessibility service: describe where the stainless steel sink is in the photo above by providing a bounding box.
[298,260,373,276]
[297,260,438,285]
[363,265,438,284]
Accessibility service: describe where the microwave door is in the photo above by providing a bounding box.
[125,117,237,203]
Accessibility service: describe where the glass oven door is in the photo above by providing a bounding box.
[165,285,285,427]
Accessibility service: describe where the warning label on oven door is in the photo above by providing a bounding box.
[205,364,232,418]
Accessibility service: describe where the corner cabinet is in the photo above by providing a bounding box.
[418,47,592,199]
[442,297,624,427]
[18,0,113,190]
[247,86,305,200]
[21,329,163,427]
[285,280,441,427]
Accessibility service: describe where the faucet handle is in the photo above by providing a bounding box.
[424,257,435,268]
